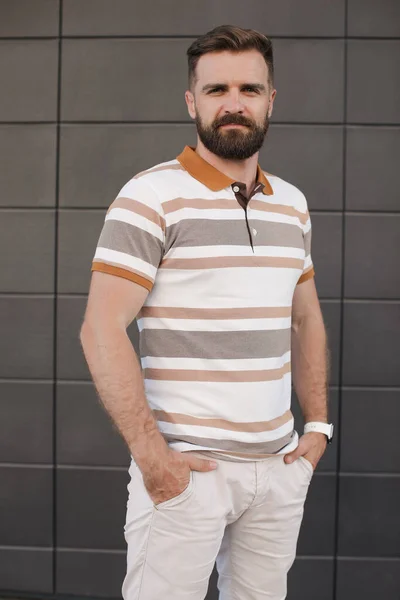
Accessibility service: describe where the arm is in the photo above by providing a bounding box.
[285,277,331,466]
[79,271,168,473]
[291,277,330,424]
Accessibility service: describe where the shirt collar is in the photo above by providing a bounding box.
[176,145,274,196]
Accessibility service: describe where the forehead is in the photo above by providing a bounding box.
[195,50,268,85]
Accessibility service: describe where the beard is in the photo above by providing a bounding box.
[195,110,270,160]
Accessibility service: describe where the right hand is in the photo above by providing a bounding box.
[140,448,218,506]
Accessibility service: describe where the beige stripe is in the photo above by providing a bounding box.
[91,260,153,288]
[163,197,309,224]
[163,431,294,454]
[133,163,184,179]
[139,305,292,319]
[144,361,290,382]
[107,197,166,232]
[160,256,304,270]
[163,197,237,215]
[250,200,309,225]
[153,408,293,433]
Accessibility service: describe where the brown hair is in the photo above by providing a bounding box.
[187,25,274,90]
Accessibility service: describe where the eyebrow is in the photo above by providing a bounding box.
[201,83,266,93]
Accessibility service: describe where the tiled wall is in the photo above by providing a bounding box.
[0,1,399,598]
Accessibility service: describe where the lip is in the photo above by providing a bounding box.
[219,124,247,128]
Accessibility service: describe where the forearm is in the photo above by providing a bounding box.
[291,315,330,423]
[80,321,168,470]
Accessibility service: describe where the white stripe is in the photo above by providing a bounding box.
[151,267,302,308]
[138,316,291,332]
[157,414,294,443]
[141,352,291,371]
[167,208,302,227]
[106,207,163,241]
[144,373,292,422]
[93,247,157,279]
[304,256,313,269]
[166,245,305,259]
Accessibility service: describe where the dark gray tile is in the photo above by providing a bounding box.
[348,0,400,37]
[58,209,105,294]
[311,213,342,299]
[297,474,336,556]
[340,389,400,473]
[57,296,140,380]
[0,125,56,207]
[343,302,400,386]
[62,0,345,36]
[61,38,188,122]
[57,382,130,467]
[0,40,58,121]
[59,123,196,208]
[57,549,125,597]
[0,382,53,463]
[347,41,400,124]
[57,468,129,549]
[0,297,54,378]
[288,558,334,600]
[0,210,55,292]
[0,0,59,37]
[345,215,400,299]
[338,475,400,556]
[272,39,344,123]
[262,125,344,211]
[346,127,400,211]
[0,466,52,546]
[320,301,341,386]
[291,388,339,472]
[0,548,53,593]
[336,558,400,600]
[57,296,91,380]
[61,38,345,123]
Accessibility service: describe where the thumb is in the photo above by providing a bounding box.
[185,456,218,472]
[284,451,300,465]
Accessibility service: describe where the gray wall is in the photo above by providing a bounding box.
[0,0,399,598]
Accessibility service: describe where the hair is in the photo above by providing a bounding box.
[187,25,274,91]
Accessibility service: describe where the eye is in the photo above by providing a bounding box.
[242,86,259,94]
[208,87,225,94]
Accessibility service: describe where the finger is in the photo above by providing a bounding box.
[185,456,218,472]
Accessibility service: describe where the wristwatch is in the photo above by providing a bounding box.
[304,421,334,444]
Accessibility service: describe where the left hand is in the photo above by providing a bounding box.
[284,432,327,471]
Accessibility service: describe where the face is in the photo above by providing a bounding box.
[185,49,276,160]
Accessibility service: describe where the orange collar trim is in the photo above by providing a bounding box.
[176,145,273,196]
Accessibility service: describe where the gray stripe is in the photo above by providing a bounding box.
[140,328,291,359]
[98,220,162,268]
[165,219,303,253]
[304,228,312,255]
[162,430,295,454]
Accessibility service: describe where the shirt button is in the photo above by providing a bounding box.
[233,185,240,193]
[252,228,257,236]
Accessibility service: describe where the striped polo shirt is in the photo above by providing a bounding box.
[91,145,315,462]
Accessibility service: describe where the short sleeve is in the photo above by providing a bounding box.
[297,201,315,285]
[91,176,165,292]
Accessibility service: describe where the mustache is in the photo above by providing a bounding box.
[213,114,255,129]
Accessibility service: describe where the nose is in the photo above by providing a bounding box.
[223,89,245,113]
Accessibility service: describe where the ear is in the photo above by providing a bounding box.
[185,90,196,120]
[268,89,277,118]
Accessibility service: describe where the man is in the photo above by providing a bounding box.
[80,24,333,600]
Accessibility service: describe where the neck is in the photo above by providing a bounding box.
[195,137,259,196]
